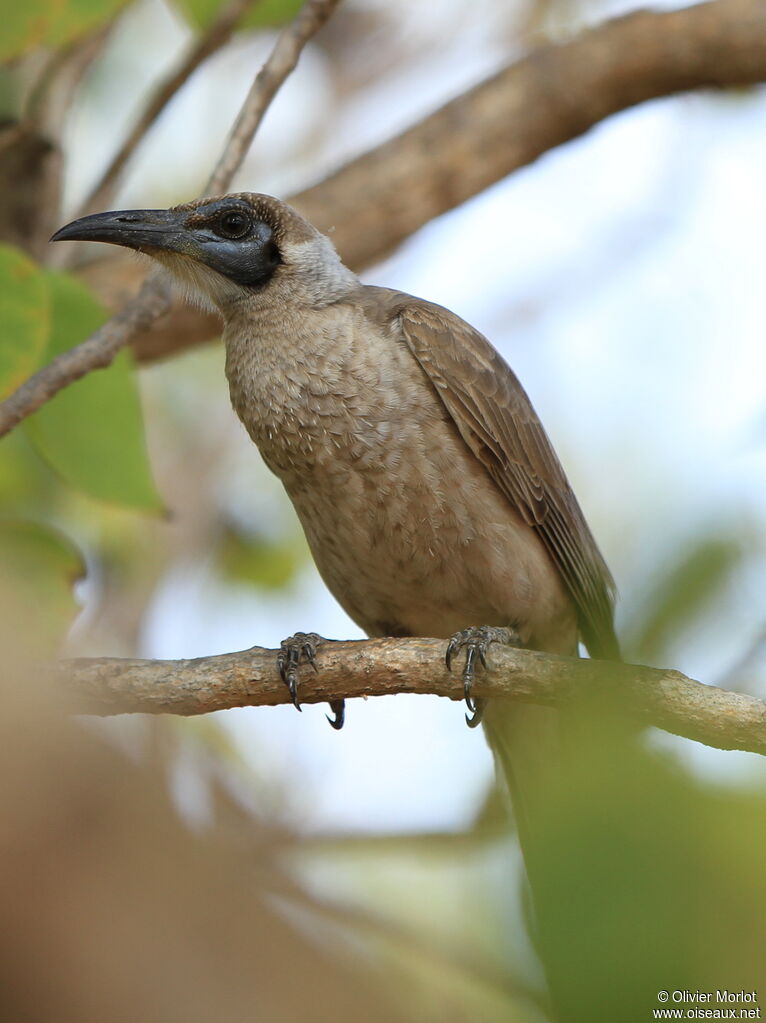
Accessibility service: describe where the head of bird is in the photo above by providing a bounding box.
[51,192,357,314]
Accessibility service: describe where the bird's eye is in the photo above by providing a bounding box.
[215,210,252,239]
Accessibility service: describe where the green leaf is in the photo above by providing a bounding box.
[0,245,49,400]
[174,0,220,30]
[0,4,48,59]
[0,428,54,507]
[526,692,766,1022]
[0,0,127,62]
[0,518,84,650]
[243,0,303,29]
[24,271,162,511]
[176,0,303,31]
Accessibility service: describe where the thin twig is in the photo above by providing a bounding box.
[0,0,343,439]
[81,0,260,218]
[59,638,766,757]
[205,0,341,194]
[24,21,115,135]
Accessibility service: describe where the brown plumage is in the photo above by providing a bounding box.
[371,291,618,661]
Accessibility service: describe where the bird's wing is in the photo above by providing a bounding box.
[364,288,619,659]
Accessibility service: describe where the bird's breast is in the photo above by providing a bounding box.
[221,303,576,648]
[223,307,425,480]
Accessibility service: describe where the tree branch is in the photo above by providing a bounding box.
[60,638,766,757]
[0,0,341,439]
[292,0,766,273]
[80,0,262,219]
[80,0,766,364]
[24,21,115,139]
[4,0,766,419]
[205,0,341,195]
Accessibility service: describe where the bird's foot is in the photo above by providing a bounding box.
[276,632,345,730]
[277,631,320,710]
[445,625,522,728]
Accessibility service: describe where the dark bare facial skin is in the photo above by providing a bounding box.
[51,197,282,289]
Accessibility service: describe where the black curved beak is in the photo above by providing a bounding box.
[50,208,186,254]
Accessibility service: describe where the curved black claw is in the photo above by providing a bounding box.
[445,626,522,729]
[465,703,484,729]
[277,632,322,711]
[326,699,345,731]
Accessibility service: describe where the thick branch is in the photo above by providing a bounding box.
[0,0,341,438]
[292,0,766,271]
[80,0,766,363]
[61,639,766,757]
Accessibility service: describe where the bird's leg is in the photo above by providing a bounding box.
[445,625,523,728]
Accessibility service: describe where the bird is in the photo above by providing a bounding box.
[52,192,619,859]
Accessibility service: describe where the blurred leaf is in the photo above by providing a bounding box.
[0,68,17,119]
[0,0,126,61]
[526,692,766,1022]
[629,534,745,661]
[0,518,83,650]
[1,3,48,58]
[0,244,49,399]
[242,0,303,28]
[24,271,162,511]
[0,427,55,507]
[173,0,217,30]
[176,0,303,32]
[218,522,301,589]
